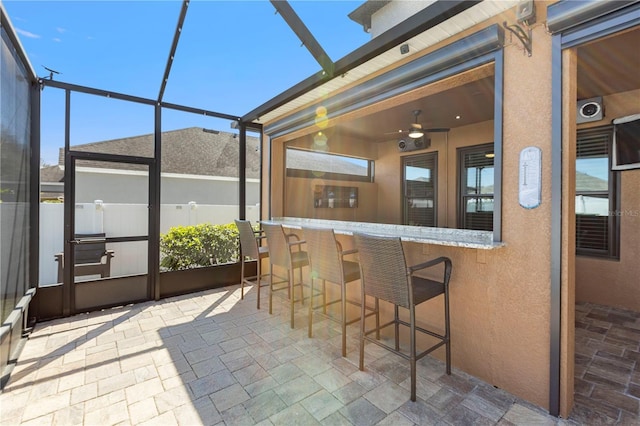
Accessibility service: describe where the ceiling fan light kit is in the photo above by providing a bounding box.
[408,129,424,139]
[388,109,450,150]
[408,109,425,138]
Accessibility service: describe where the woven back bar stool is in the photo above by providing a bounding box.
[262,222,309,329]
[302,226,378,357]
[353,232,452,401]
[235,219,269,309]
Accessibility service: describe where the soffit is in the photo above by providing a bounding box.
[257,0,518,126]
[577,27,640,99]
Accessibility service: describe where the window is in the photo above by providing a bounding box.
[403,153,437,227]
[286,147,373,182]
[458,143,494,231]
[576,127,619,259]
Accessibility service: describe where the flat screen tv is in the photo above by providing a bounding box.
[612,113,640,171]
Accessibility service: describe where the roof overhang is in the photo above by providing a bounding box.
[244,0,518,130]
[348,0,391,32]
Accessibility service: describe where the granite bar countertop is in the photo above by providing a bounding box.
[264,217,505,250]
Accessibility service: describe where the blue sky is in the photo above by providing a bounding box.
[3,0,370,165]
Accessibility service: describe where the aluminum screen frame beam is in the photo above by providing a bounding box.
[158,0,190,103]
[270,0,334,77]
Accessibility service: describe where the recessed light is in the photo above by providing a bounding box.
[455,115,461,120]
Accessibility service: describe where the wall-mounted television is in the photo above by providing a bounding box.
[612,113,640,171]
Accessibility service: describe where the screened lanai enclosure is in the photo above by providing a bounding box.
[2,0,640,423]
[0,0,271,386]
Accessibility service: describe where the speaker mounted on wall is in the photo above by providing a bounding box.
[577,96,604,124]
[398,137,431,152]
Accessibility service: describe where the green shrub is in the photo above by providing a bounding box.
[160,223,239,271]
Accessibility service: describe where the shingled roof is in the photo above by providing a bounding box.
[41,126,369,183]
[48,127,261,179]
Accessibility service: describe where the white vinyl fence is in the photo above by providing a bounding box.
[39,202,260,286]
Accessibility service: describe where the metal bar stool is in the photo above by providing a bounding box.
[353,232,452,402]
[262,222,309,328]
[235,219,269,309]
[302,226,379,357]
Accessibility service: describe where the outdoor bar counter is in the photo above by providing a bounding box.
[265,217,505,250]
[260,216,528,407]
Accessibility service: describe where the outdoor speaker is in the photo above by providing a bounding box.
[577,97,603,124]
[516,0,536,24]
[398,137,430,152]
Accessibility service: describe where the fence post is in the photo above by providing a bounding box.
[94,199,104,233]
[188,201,197,225]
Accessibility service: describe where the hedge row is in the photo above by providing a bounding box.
[160,223,239,271]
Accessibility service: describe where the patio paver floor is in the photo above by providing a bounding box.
[571,302,640,424]
[2,284,574,425]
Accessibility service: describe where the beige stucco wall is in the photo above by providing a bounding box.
[575,89,640,312]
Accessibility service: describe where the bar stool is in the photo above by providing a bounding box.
[353,232,452,402]
[303,226,378,357]
[262,222,309,328]
[235,219,269,309]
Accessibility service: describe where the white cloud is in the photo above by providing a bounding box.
[56,27,67,34]
[53,38,62,43]
[16,28,41,39]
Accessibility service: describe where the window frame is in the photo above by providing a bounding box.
[575,126,620,259]
[402,152,438,227]
[285,147,374,182]
[457,143,495,231]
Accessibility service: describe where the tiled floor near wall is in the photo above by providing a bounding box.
[571,302,640,424]
[0,284,603,425]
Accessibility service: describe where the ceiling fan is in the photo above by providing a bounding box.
[386,110,450,139]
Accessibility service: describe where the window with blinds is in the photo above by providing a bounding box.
[458,143,494,231]
[403,153,437,227]
[576,126,619,259]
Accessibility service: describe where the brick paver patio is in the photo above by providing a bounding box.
[1,284,569,425]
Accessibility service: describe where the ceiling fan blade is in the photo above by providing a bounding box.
[424,127,450,133]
